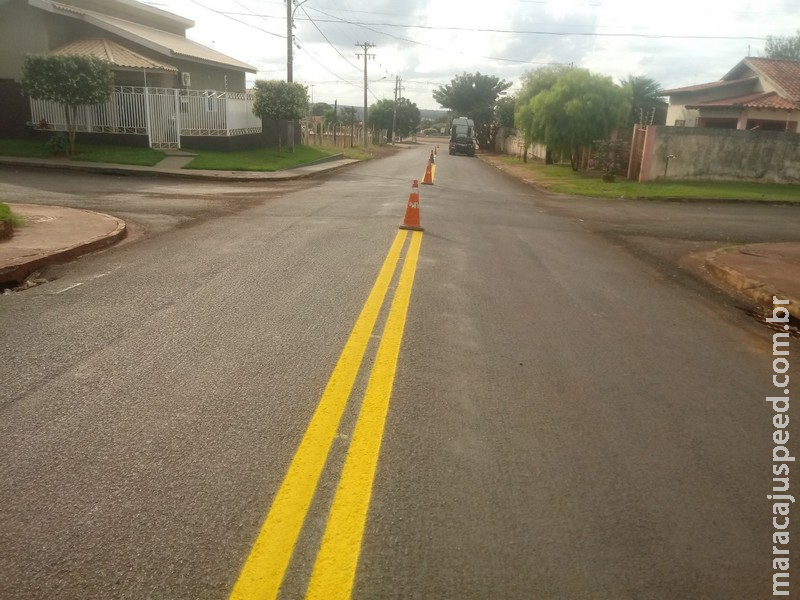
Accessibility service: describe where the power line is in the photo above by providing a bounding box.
[299,5,362,74]
[221,7,770,41]
[187,0,285,38]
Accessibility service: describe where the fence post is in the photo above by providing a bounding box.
[173,88,181,149]
[143,85,153,148]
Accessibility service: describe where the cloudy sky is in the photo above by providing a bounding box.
[142,0,799,110]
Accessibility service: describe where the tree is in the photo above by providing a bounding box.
[252,80,308,152]
[368,97,421,140]
[620,74,666,126]
[522,68,630,170]
[515,65,571,162]
[432,72,512,149]
[310,102,332,117]
[765,30,800,60]
[495,96,516,129]
[20,54,113,155]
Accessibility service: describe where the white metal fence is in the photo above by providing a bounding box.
[30,86,262,149]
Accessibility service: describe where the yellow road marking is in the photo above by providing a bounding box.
[306,231,423,599]
[229,231,409,600]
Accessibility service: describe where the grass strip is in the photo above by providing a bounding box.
[497,156,800,202]
[183,145,336,171]
[0,138,164,166]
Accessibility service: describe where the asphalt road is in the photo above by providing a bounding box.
[1,148,798,599]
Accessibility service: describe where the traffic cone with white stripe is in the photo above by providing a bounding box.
[399,180,423,231]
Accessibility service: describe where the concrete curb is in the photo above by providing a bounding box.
[704,249,800,319]
[0,156,360,182]
[0,208,127,285]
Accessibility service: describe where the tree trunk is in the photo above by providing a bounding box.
[66,105,78,156]
[570,151,578,171]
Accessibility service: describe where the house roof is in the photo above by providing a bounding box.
[738,57,800,102]
[686,91,799,111]
[662,57,800,112]
[52,38,178,72]
[29,0,257,73]
[659,77,758,96]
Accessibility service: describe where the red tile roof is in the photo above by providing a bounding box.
[746,57,800,102]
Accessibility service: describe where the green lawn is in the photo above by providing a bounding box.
[498,157,800,202]
[0,138,361,171]
[184,145,337,171]
[0,138,165,166]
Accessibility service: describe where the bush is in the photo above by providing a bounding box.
[46,133,69,156]
[0,201,24,235]
[591,139,629,178]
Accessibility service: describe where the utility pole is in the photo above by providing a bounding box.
[391,75,400,145]
[286,0,293,82]
[355,42,375,147]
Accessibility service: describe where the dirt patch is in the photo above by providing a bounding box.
[478,153,555,194]
[367,144,403,160]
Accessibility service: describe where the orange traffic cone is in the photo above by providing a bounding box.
[399,180,423,231]
[421,160,434,185]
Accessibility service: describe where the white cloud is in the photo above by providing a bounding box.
[145,0,800,109]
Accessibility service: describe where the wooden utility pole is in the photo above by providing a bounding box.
[355,42,375,147]
[391,75,400,145]
[286,0,293,82]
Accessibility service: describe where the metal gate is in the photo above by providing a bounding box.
[145,87,180,149]
[627,126,647,181]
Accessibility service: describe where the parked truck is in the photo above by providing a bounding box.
[448,116,476,156]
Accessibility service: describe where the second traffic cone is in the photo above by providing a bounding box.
[421,160,434,185]
[399,180,423,231]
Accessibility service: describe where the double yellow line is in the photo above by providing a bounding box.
[230,230,423,600]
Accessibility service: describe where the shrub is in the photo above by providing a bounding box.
[46,133,69,156]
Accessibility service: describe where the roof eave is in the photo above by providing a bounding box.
[30,0,257,73]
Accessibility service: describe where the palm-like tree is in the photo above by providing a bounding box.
[620,75,667,126]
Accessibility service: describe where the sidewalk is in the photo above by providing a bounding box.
[704,243,800,320]
[0,203,126,285]
[0,153,359,286]
[0,152,360,182]
[1,155,798,322]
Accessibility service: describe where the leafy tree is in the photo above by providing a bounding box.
[515,65,571,162]
[765,30,800,60]
[620,74,666,126]
[340,106,357,126]
[252,79,308,152]
[310,102,332,117]
[368,97,421,140]
[495,96,516,129]
[20,54,113,155]
[522,68,630,170]
[432,72,512,149]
